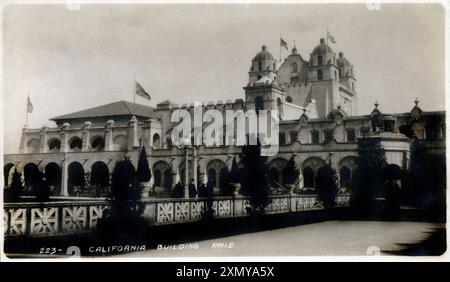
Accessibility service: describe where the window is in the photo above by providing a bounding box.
[317,70,323,80]
[290,77,299,84]
[335,70,337,81]
[91,137,105,151]
[273,63,276,70]
[279,132,286,145]
[290,131,298,143]
[48,139,61,152]
[347,128,356,142]
[258,61,262,71]
[352,82,354,91]
[255,96,264,113]
[69,137,82,151]
[291,62,298,73]
[324,129,333,143]
[311,130,320,144]
[318,56,323,65]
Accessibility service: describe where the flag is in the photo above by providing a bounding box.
[135,81,151,100]
[27,96,33,113]
[280,37,288,50]
[327,31,336,44]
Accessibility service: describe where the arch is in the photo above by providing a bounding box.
[152,133,161,149]
[23,163,41,192]
[154,170,162,187]
[68,162,85,196]
[91,136,105,151]
[44,162,61,195]
[90,161,109,196]
[153,161,171,189]
[303,167,314,188]
[317,70,323,80]
[206,159,228,191]
[302,157,327,188]
[27,139,40,153]
[47,138,61,152]
[269,158,288,186]
[339,166,352,188]
[3,163,15,187]
[69,136,82,152]
[291,62,298,73]
[113,134,128,151]
[255,96,264,113]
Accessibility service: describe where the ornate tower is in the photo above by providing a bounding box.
[248,45,278,84]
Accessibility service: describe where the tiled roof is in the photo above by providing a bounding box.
[51,100,156,121]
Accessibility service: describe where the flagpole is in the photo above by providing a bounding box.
[26,96,29,126]
[279,33,282,63]
[133,73,136,116]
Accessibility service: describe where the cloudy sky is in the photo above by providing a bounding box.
[2,3,445,153]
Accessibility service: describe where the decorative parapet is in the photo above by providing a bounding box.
[3,194,351,238]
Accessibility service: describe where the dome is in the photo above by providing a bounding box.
[337,52,352,67]
[253,45,274,61]
[312,38,333,54]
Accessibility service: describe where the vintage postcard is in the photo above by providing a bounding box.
[0,0,447,262]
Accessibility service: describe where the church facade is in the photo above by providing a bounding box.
[3,38,446,198]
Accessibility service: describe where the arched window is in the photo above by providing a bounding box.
[48,139,61,152]
[68,162,85,196]
[163,169,172,191]
[339,166,352,188]
[27,139,40,153]
[255,96,264,113]
[258,61,262,71]
[166,137,172,149]
[273,63,276,71]
[154,169,162,187]
[346,128,356,142]
[69,137,82,152]
[207,168,216,188]
[152,133,161,149]
[303,167,314,188]
[90,162,109,196]
[44,162,61,195]
[317,70,323,80]
[91,136,105,151]
[113,135,128,151]
[425,124,438,141]
[334,70,337,81]
[4,163,15,187]
[291,62,298,73]
[318,56,323,65]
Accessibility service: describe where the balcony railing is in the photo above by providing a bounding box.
[3,194,351,238]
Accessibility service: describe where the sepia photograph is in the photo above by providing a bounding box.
[0,1,447,262]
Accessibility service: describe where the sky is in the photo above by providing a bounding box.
[1,3,446,153]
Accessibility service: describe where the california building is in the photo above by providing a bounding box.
[3,38,446,198]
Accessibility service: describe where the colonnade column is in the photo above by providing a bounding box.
[60,160,69,196]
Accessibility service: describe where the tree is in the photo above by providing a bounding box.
[316,165,339,208]
[239,139,271,216]
[283,156,300,185]
[353,138,387,210]
[136,146,151,183]
[4,170,22,202]
[110,159,136,203]
[98,159,145,241]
